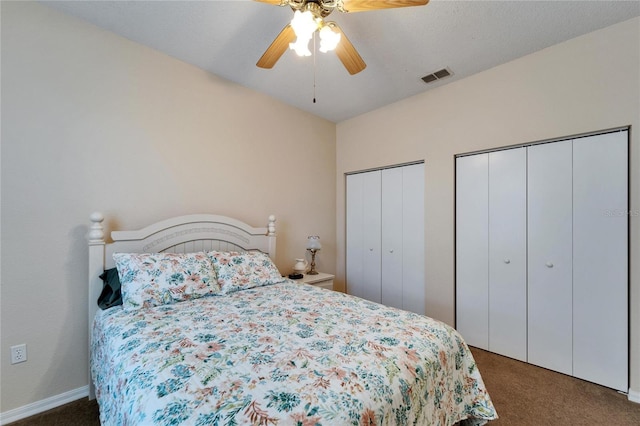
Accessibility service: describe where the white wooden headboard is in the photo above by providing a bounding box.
[87,212,276,399]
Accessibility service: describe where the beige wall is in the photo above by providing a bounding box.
[336,17,640,395]
[0,2,336,412]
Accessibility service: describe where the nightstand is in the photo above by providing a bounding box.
[300,272,334,290]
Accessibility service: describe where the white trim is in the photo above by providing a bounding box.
[629,387,640,404]
[0,385,89,425]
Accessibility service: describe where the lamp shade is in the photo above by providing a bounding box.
[289,10,318,57]
[319,25,341,53]
[307,236,321,250]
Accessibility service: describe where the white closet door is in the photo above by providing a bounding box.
[346,173,366,299]
[456,154,489,350]
[362,171,382,303]
[347,171,382,302]
[381,168,403,310]
[401,163,425,315]
[488,148,527,361]
[573,131,628,391]
[527,141,573,375]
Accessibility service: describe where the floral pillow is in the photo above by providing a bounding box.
[113,252,220,310]
[207,251,285,294]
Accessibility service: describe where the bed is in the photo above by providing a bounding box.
[88,213,497,425]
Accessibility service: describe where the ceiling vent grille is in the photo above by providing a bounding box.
[421,68,452,84]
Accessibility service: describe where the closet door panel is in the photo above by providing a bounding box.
[573,132,628,391]
[361,171,382,303]
[455,154,489,350]
[527,141,573,375]
[346,172,382,302]
[346,174,366,299]
[381,168,403,310]
[488,148,527,361]
[402,163,425,315]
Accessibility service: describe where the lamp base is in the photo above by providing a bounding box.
[307,248,319,275]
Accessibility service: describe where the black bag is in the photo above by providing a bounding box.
[98,268,122,309]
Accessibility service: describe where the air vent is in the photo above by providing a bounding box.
[421,68,452,84]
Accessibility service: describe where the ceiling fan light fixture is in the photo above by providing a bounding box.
[259,0,433,74]
[289,10,319,56]
[289,38,312,56]
[318,24,341,53]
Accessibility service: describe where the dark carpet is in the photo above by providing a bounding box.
[470,347,640,425]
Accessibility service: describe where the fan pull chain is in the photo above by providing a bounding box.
[313,33,317,104]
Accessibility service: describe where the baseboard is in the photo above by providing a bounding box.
[629,387,640,404]
[0,385,89,425]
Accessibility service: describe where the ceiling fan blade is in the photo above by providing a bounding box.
[331,23,366,75]
[341,0,429,12]
[257,24,296,69]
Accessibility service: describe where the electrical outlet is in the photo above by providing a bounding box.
[11,344,27,364]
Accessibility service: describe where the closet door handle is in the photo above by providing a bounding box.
[504,259,511,264]
[369,248,374,252]
[389,249,394,253]
[546,262,554,268]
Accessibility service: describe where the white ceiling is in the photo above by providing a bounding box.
[44,0,640,123]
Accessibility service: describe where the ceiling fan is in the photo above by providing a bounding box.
[255,0,430,75]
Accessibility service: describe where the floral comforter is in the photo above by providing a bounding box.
[92,281,497,425]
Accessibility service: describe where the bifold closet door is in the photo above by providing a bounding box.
[573,131,628,391]
[488,148,527,361]
[381,167,404,310]
[527,140,573,375]
[400,163,425,315]
[457,131,628,390]
[381,164,425,314]
[456,149,527,358]
[346,171,382,302]
[348,164,425,313]
[456,154,489,350]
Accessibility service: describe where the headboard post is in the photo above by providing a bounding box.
[87,212,105,400]
[267,215,276,236]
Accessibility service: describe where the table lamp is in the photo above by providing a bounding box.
[306,236,321,275]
